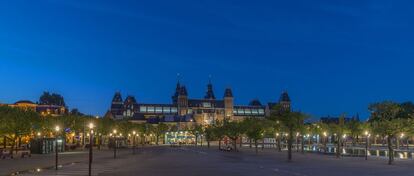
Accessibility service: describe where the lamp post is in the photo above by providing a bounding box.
[364,131,370,160]
[323,132,327,154]
[113,130,117,159]
[88,123,94,176]
[132,131,136,154]
[55,126,60,170]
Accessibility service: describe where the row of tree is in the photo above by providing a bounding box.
[199,101,414,165]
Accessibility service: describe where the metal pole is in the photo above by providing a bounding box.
[133,136,136,155]
[365,137,368,160]
[55,136,58,170]
[114,137,117,159]
[89,131,93,176]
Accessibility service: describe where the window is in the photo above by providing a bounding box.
[155,107,163,113]
[202,102,211,108]
[233,110,237,114]
[258,109,264,114]
[237,109,244,114]
[163,107,171,113]
[252,109,258,114]
[140,106,147,113]
[171,107,178,113]
[244,109,251,115]
[187,109,193,114]
[147,106,155,113]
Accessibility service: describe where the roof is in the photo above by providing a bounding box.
[14,100,36,104]
[224,88,233,97]
[279,91,291,102]
[188,99,224,108]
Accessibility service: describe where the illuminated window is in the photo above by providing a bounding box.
[163,107,171,113]
[202,102,211,108]
[233,110,237,114]
[237,109,244,114]
[155,107,163,113]
[252,109,258,114]
[244,109,251,115]
[147,106,155,113]
[258,109,264,114]
[188,109,193,114]
[171,107,178,113]
[140,106,147,112]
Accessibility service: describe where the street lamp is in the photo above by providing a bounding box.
[113,129,117,159]
[323,132,328,154]
[132,131,136,154]
[364,131,370,160]
[88,123,94,176]
[55,125,60,170]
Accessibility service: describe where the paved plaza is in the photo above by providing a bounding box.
[1,146,413,176]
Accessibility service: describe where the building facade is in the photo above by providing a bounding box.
[106,81,291,127]
[3,100,67,116]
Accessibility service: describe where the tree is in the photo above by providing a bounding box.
[0,106,39,153]
[345,120,363,146]
[39,92,66,106]
[213,120,225,150]
[153,123,168,145]
[244,118,264,154]
[187,124,203,146]
[271,107,308,161]
[369,101,406,165]
[222,119,243,152]
[327,115,346,158]
[204,125,217,148]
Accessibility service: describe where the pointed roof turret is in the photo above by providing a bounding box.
[224,88,233,98]
[179,86,188,96]
[124,95,137,104]
[249,99,262,106]
[204,80,216,99]
[112,92,123,103]
[279,91,291,102]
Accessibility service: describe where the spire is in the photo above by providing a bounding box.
[224,88,233,98]
[112,92,123,103]
[179,86,188,96]
[204,78,215,99]
[279,91,291,102]
[249,99,262,106]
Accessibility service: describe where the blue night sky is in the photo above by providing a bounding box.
[1,0,413,120]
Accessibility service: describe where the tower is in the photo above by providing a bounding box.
[204,80,216,100]
[279,91,291,112]
[172,81,181,104]
[110,92,123,119]
[177,86,188,116]
[123,95,137,118]
[224,88,234,119]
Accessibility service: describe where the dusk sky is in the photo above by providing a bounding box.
[1,0,413,120]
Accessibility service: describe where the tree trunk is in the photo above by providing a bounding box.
[239,136,242,148]
[207,141,210,148]
[336,136,341,158]
[296,136,299,152]
[3,136,6,149]
[288,131,293,161]
[262,139,264,150]
[249,139,252,148]
[301,136,305,154]
[156,136,159,145]
[219,139,221,150]
[233,139,237,152]
[255,140,258,154]
[277,136,282,152]
[387,136,394,165]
